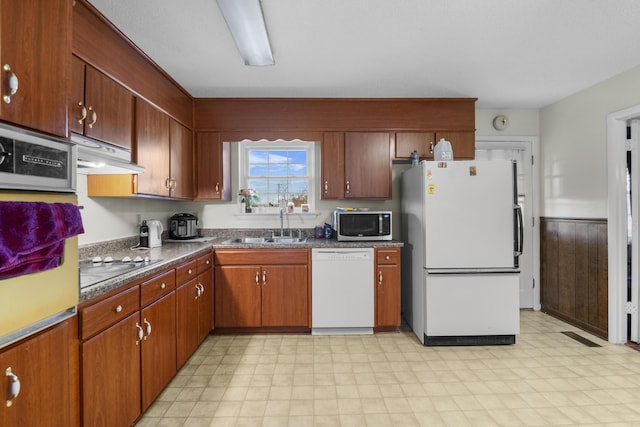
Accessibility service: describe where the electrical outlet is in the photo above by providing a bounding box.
[136,214,141,225]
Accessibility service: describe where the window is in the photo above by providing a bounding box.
[239,140,315,212]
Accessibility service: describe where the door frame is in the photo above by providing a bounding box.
[476,136,540,311]
[607,104,640,343]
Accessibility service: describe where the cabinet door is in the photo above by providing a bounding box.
[261,265,309,327]
[0,0,70,137]
[376,263,401,328]
[141,293,176,411]
[198,268,214,342]
[169,119,194,199]
[135,98,170,196]
[176,278,200,368]
[436,131,475,160]
[344,132,392,199]
[195,132,231,200]
[83,65,134,149]
[215,266,261,327]
[82,313,141,427]
[0,319,78,427]
[69,55,86,135]
[320,132,345,199]
[395,132,435,160]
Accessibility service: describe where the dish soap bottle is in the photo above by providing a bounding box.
[410,150,419,167]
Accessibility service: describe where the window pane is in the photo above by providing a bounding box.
[241,141,313,211]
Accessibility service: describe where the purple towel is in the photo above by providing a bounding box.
[0,202,84,279]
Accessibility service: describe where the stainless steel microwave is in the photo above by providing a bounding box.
[333,210,392,241]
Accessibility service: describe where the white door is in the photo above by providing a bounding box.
[476,140,536,309]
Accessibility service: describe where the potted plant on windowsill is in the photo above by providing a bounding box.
[239,188,260,213]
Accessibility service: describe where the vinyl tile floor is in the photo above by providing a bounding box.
[135,311,640,426]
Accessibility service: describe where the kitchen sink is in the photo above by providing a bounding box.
[268,236,307,243]
[221,236,307,245]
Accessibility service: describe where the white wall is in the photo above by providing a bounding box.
[540,64,640,218]
[77,142,405,245]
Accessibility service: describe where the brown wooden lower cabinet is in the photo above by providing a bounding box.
[375,247,401,330]
[214,249,310,329]
[0,318,79,427]
[176,251,214,368]
[540,217,608,339]
[81,270,178,426]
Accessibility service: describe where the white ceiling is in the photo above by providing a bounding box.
[88,0,640,109]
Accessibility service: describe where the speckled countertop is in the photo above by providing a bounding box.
[79,228,403,303]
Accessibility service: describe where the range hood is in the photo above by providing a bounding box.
[73,134,144,175]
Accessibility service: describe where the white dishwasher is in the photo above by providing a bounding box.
[311,248,374,335]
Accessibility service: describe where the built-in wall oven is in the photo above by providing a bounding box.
[0,123,82,349]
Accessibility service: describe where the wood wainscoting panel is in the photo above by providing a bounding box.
[540,217,608,339]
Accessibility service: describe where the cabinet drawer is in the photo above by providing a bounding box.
[140,269,176,307]
[376,248,400,265]
[197,252,213,274]
[176,259,197,284]
[215,249,308,265]
[81,286,139,339]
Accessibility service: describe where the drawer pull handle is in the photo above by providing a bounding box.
[77,101,87,124]
[5,367,20,407]
[262,270,267,286]
[255,271,260,285]
[429,141,434,154]
[324,180,328,193]
[345,180,350,193]
[3,64,19,104]
[160,282,166,289]
[135,323,144,344]
[215,182,220,193]
[115,305,123,313]
[143,318,152,339]
[378,271,383,285]
[86,106,97,128]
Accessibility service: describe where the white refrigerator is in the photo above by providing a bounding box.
[401,160,523,345]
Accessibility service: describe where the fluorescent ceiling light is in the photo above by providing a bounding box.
[217,0,274,66]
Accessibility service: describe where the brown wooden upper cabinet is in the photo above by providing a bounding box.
[395,131,475,161]
[135,98,193,199]
[0,0,71,137]
[321,132,392,200]
[70,56,134,149]
[195,132,232,201]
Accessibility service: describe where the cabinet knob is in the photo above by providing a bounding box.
[206,259,210,265]
[5,367,20,407]
[86,106,97,128]
[188,268,192,275]
[115,305,123,313]
[2,64,19,104]
[160,282,166,289]
[385,255,390,260]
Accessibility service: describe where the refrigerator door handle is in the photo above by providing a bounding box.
[514,204,524,257]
